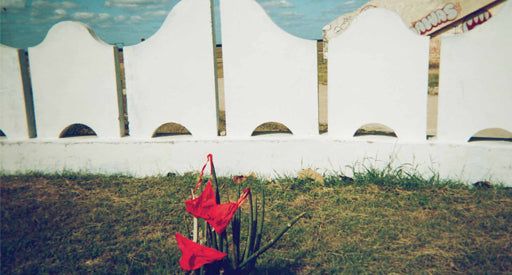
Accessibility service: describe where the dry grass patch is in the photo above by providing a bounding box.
[2,172,511,274]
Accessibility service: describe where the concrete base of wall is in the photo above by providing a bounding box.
[1,137,511,186]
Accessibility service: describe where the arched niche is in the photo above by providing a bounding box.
[468,128,512,142]
[59,123,97,138]
[353,123,397,138]
[152,122,192,137]
[251,122,292,136]
[28,21,124,139]
[221,0,319,138]
[328,8,429,142]
[123,0,218,139]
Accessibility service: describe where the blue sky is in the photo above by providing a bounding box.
[0,0,367,48]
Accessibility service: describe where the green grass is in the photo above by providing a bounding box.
[2,171,511,274]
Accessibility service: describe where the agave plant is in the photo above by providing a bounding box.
[175,154,305,274]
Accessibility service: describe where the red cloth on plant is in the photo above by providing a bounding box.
[194,154,213,191]
[186,154,251,234]
[175,233,227,271]
[205,187,251,234]
[186,154,217,219]
[185,180,216,219]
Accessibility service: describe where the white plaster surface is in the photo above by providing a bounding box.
[437,0,512,143]
[0,45,32,139]
[220,0,318,137]
[2,1,511,189]
[1,138,511,186]
[28,21,124,139]
[328,8,429,141]
[124,0,218,138]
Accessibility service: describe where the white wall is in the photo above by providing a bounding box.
[0,1,511,185]
[328,8,429,141]
[220,0,318,137]
[438,0,512,142]
[0,45,35,139]
[124,0,219,139]
[28,21,124,139]
[2,138,511,185]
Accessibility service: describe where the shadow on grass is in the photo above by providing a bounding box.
[254,266,296,274]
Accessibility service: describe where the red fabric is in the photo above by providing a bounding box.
[186,154,216,219]
[205,187,251,234]
[175,233,227,271]
[186,154,251,234]
[205,203,238,234]
[194,154,213,191]
[185,180,216,219]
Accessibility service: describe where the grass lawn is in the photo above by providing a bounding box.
[1,171,511,274]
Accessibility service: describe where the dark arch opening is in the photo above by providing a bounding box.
[468,128,512,142]
[353,123,397,138]
[0,129,6,138]
[59,124,97,138]
[251,122,293,136]
[153,123,192,137]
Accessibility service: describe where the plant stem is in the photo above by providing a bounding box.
[191,189,198,243]
[209,156,227,253]
[242,192,254,262]
[254,189,265,252]
[239,212,306,269]
[210,157,220,205]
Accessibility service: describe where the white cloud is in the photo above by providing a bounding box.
[143,10,167,17]
[0,0,26,9]
[338,0,361,9]
[97,13,111,21]
[260,0,293,9]
[105,0,137,9]
[61,1,80,9]
[104,0,172,9]
[97,23,112,29]
[322,0,365,17]
[32,1,81,9]
[72,12,95,20]
[114,15,127,22]
[53,8,67,18]
[128,15,143,23]
[110,13,152,24]
[54,8,66,15]
[279,11,303,19]
[65,11,112,24]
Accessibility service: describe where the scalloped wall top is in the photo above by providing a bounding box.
[220,0,318,137]
[436,0,512,143]
[122,0,218,139]
[221,0,313,44]
[31,21,112,49]
[327,6,429,142]
[127,0,196,47]
[333,7,424,43]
